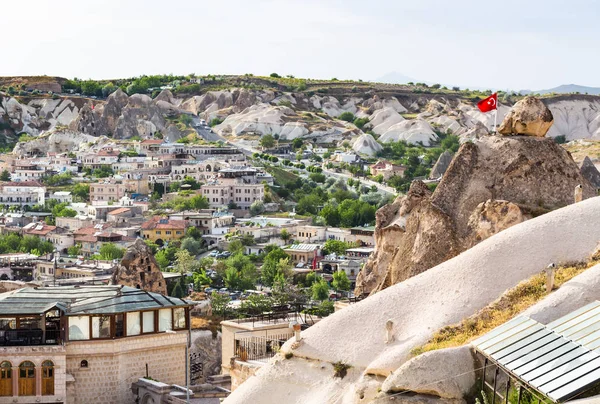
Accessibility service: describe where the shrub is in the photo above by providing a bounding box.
[332,362,351,379]
[554,135,567,144]
[338,112,355,122]
[270,73,281,78]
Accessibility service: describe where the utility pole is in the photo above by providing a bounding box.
[53,248,57,287]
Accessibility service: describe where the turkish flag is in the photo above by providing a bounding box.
[477,93,498,113]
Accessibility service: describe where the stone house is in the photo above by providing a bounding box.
[0,285,191,403]
[370,160,406,180]
[141,217,187,246]
[89,181,127,205]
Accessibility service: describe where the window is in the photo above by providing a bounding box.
[115,314,124,338]
[0,362,11,397]
[143,311,155,333]
[68,316,90,340]
[42,361,54,395]
[156,231,161,235]
[80,360,88,368]
[18,361,35,396]
[126,312,141,336]
[92,316,111,339]
[173,308,186,329]
[158,309,172,332]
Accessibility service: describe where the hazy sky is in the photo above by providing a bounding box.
[2,0,599,90]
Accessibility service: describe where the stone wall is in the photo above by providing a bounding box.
[65,331,187,404]
[0,345,67,404]
[229,359,260,391]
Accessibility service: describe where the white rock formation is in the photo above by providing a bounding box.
[379,119,438,146]
[381,346,476,400]
[224,196,600,404]
[545,99,600,140]
[352,134,382,156]
[215,104,291,136]
[370,107,405,135]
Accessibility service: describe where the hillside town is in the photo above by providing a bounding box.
[4,1,600,402]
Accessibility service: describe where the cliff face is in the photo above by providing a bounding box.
[111,239,167,295]
[356,135,596,295]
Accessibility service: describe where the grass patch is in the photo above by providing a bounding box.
[400,113,419,119]
[268,166,300,185]
[411,256,600,356]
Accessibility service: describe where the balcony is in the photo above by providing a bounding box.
[0,329,62,346]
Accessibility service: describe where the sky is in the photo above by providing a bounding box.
[2,0,600,91]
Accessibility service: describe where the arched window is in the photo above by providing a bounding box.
[18,361,35,396]
[0,361,12,396]
[42,360,54,396]
[80,360,88,368]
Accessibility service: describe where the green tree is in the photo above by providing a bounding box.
[280,229,291,243]
[261,247,290,286]
[174,249,199,274]
[210,291,231,319]
[224,253,258,290]
[320,204,341,227]
[332,270,351,291]
[249,200,265,216]
[0,170,10,181]
[98,243,125,260]
[240,294,273,316]
[322,239,350,255]
[67,244,81,256]
[72,184,90,202]
[227,239,245,255]
[192,271,212,291]
[269,73,281,78]
[155,249,170,269]
[259,134,276,149]
[181,237,202,256]
[171,282,185,298]
[311,277,330,301]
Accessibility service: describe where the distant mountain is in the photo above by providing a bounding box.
[375,72,418,85]
[525,84,600,96]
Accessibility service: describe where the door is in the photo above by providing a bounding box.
[18,361,35,396]
[0,362,11,396]
[42,361,54,395]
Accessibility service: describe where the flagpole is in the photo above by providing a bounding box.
[494,107,498,134]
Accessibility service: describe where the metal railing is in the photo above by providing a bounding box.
[234,335,290,363]
[0,329,62,346]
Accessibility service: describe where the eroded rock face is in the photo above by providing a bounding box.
[190,330,222,381]
[466,200,528,246]
[381,346,476,401]
[581,156,600,188]
[498,96,553,137]
[111,238,167,295]
[356,135,596,295]
[429,150,454,179]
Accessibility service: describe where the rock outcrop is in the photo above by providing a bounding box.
[580,156,600,188]
[12,129,99,156]
[429,150,454,179]
[111,238,167,295]
[353,133,382,156]
[381,346,476,401]
[498,96,554,137]
[356,135,596,295]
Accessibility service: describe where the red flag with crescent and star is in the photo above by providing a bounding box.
[477,93,497,113]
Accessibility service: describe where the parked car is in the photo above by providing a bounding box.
[209,250,219,257]
[204,287,215,294]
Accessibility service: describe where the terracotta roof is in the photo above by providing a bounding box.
[141,139,163,145]
[74,224,112,236]
[141,216,187,231]
[0,181,45,187]
[24,224,57,236]
[77,235,98,243]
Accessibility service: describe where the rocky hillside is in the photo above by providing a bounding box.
[3,79,600,154]
[356,98,596,295]
[224,197,600,404]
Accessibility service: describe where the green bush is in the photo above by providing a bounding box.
[554,135,567,144]
[338,112,355,122]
